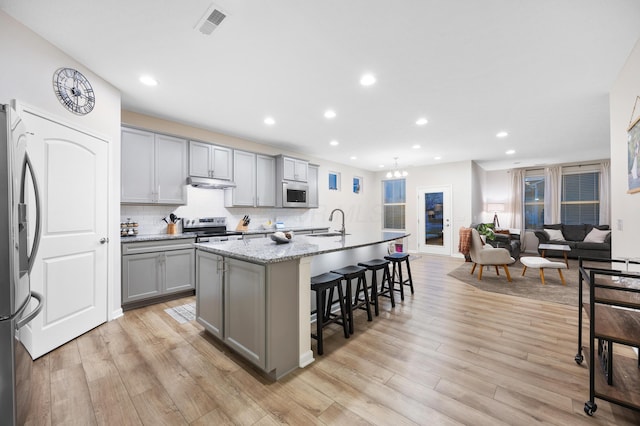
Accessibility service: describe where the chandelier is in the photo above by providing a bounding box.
[386,157,408,178]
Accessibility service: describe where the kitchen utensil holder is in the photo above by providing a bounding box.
[235,220,248,232]
[167,223,177,235]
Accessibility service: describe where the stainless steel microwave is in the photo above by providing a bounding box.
[281,181,308,208]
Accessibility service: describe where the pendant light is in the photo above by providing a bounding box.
[386,157,408,178]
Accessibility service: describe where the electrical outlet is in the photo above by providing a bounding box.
[617,219,623,231]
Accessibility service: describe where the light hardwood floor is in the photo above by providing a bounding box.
[24,254,640,425]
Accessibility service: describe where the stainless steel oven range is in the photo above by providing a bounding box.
[182,217,243,243]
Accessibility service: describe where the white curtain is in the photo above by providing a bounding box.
[544,166,562,224]
[599,160,611,225]
[509,169,526,251]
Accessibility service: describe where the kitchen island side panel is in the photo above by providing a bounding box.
[265,261,300,379]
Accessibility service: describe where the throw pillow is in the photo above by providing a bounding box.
[584,228,611,243]
[544,229,565,241]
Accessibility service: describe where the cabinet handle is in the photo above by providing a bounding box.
[217,258,228,273]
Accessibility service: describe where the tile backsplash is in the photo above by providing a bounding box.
[121,186,329,235]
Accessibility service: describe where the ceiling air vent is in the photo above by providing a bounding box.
[195,4,227,35]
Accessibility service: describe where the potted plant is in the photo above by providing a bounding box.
[476,223,496,242]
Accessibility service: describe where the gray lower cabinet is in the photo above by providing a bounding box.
[224,258,266,368]
[196,251,224,339]
[196,250,299,379]
[122,238,195,307]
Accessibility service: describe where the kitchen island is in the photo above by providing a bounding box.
[195,231,408,379]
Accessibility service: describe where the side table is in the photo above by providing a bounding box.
[538,243,571,268]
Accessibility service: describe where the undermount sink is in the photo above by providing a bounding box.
[307,232,350,237]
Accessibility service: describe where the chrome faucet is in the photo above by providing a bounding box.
[329,208,346,236]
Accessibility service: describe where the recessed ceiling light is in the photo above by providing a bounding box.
[324,110,336,119]
[350,156,357,160]
[434,156,442,160]
[416,118,428,126]
[139,75,158,86]
[506,149,516,155]
[412,144,421,149]
[264,117,275,126]
[360,73,376,86]
[379,164,385,168]
[329,140,339,146]
[496,131,509,138]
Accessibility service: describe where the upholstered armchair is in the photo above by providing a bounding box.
[469,228,516,281]
[469,223,521,260]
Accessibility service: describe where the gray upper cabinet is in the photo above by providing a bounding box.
[307,164,319,208]
[281,156,308,182]
[225,151,276,207]
[229,150,255,206]
[121,127,187,204]
[189,141,232,180]
[256,154,276,206]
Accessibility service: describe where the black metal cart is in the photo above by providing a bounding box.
[575,257,640,416]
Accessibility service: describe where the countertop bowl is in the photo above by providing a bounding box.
[270,233,291,244]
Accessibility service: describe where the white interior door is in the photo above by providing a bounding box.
[21,110,109,358]
[417,185,452,255]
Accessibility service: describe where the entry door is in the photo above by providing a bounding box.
[417,186,452,255]
[20,108,109,358]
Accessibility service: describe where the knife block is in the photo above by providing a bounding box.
[235,220,249,232]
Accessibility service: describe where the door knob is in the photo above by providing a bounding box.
[100,237,109,244]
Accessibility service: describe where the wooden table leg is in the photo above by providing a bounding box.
[539,268,546,285]
[563,252,569,268]
[521,266,528,276]
[558,269,566,285]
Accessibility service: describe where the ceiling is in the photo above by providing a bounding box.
[2,1,640,172]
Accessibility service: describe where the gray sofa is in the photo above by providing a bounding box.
[533,224,611,260]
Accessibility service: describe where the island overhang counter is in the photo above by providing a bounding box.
[195,231,409,379]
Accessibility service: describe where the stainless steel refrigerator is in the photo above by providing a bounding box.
[0,103,44,426]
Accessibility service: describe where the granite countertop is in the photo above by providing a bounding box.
[121,232,197,243]
[241,226,329,235]
[195,232,409,264]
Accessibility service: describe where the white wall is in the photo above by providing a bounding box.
[120,111,380,235]
[385,160,473,254]
[610,38,640,264]
[0,11,123,319]
[471,161,486,223]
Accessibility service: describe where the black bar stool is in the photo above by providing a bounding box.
[357,259,394,316]
[384,252,415,301]
[330,265,373,334]
[310,272,350,355]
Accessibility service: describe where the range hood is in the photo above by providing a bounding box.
[187,176,237,189]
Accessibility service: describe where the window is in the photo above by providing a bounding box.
[383,179,405,229]
[524,175,544,229]
[561,172,599,224]
[353,176,362,194]
[328,172,340,190]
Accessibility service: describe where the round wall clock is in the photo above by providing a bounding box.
[52,67,96,115]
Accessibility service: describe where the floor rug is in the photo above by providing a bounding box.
[164,302,196,323]
[447,257,591,306]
